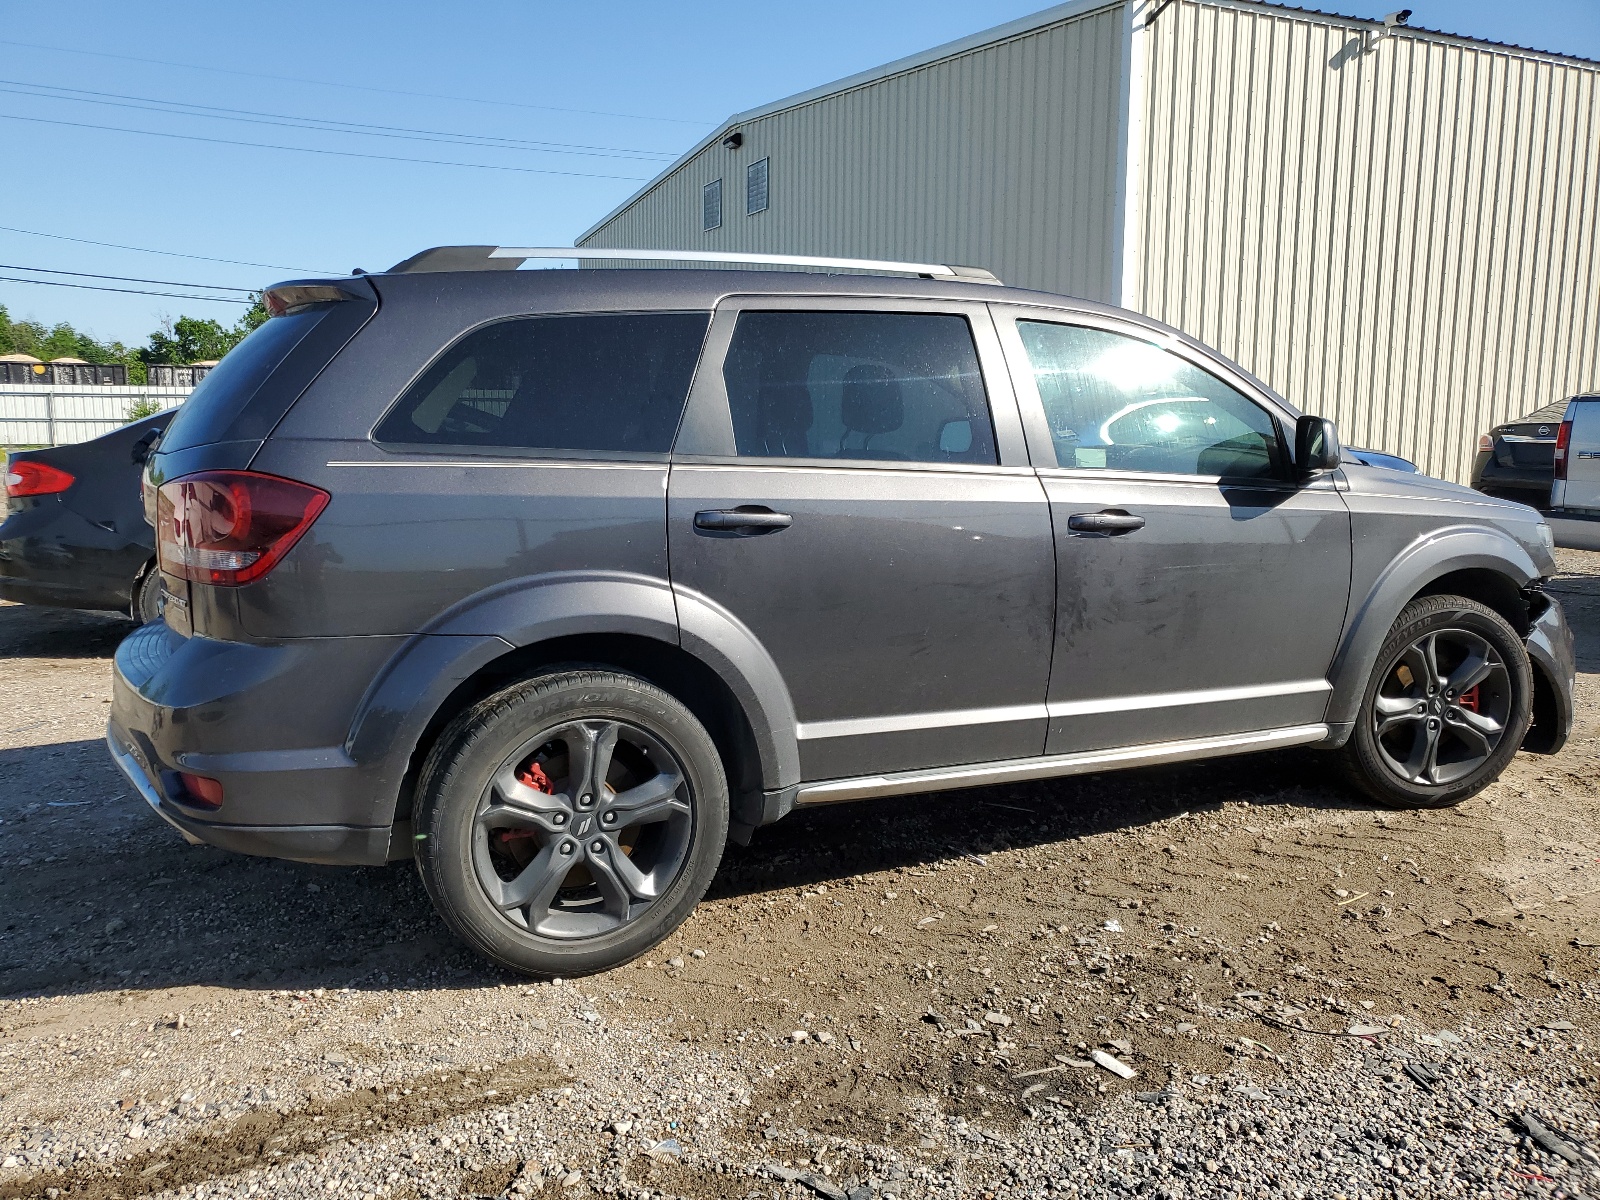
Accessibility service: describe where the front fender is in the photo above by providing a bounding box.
[1324,525,1542,733]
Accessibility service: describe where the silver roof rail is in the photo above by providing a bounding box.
[386,245,1000,284]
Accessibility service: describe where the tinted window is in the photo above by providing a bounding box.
[1017,321,1284,479]
[723,311,996,465]
[159,310,326,452]
[375,312,709,454]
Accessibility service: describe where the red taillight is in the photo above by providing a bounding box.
[1554,419,1573,480]
[175,772,224,809]
[5,459,75,498]
[156,470,329,586]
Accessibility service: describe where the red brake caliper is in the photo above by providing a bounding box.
[499,761,551,843]
[1458,685,1481,714]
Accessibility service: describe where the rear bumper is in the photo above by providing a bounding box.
[0,505,145,613]
[108,619,411,865]
[1472,457,1552,502]
[1524,594,1576,754]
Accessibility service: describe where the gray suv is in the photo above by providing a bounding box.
[109,248,1576,977]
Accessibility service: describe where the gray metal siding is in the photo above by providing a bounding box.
[1133,1,1600,483]
[580,3,1129,301]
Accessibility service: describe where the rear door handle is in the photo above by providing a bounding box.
[1067,510,1145,535]
[694,507,793,533]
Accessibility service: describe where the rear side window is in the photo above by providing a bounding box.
[376,313,709,455]
[159,310,327,452]
[722,311,997,465]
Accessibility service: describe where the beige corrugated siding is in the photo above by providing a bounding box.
[1132,0,1600,483]
[581,3,1128,300]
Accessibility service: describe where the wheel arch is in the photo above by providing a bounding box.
[344,571,800,837]
[1324,526,1541,734]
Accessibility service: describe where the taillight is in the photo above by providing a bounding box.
[1477,433,1494,453]
[5,459,75,498]
[156,470,329,586]
[1554,420,1573,480]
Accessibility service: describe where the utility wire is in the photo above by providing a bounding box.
[0,263,256,292]
[0,274,252,303]
[0,80,681,161]
[0,37,715,126]
[0,224,330,274]
[0,111,655,181]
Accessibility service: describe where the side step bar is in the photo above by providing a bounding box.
[792,724,1329,806]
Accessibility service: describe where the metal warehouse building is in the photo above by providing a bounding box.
[579,0,1600,484]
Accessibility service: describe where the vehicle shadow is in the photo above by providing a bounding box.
[0,601,133,659]
[0,731,1369,1001]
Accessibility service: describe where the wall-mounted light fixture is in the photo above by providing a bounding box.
[723,131,744,150]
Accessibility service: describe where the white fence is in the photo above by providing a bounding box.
[0,385,192,448]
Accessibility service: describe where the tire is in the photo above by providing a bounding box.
[133,566,163,623]
[413,670,728,977]
[1341,594,1532,808]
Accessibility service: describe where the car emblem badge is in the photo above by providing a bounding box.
[577,817,593,835]
[1539,426,1551,437]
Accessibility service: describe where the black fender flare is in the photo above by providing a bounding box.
[343,571,801,814]
[1323,525,1541,734]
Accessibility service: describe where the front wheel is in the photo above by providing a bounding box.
[414,670,728,977]
[1341,594,1532,808]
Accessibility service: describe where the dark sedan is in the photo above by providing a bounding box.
[1472,398,1566,507]
[1,411,172,619]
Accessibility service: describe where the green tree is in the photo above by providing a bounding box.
[0,303,143,380]
[138,293,268,366]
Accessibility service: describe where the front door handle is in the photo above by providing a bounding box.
[1067,510,1145,535]
[694,507,793,533]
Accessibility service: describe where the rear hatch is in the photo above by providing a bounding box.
[1491,398,1567,471]
[145,279,378,635]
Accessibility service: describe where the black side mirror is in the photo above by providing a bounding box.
[1295,415,1341,476]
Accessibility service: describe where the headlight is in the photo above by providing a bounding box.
[1537,523,1555,552]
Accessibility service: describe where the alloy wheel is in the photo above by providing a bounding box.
[1371,627,1510,787]
[472,719,694,940]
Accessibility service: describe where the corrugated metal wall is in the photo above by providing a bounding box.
[1132,0,1600,483]
[581,3,1128,301]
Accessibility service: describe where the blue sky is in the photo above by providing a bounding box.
[2,0,1597,346]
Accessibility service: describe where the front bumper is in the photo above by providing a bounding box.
[1524,592,1576,754]
[108,619,410,865]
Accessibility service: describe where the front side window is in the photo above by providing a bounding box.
[722,311,997,465]
[1017,321,1284,479]
[374,312,709,454]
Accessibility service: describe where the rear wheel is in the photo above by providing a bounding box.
[132,566,162,623]
[414,670,728,977]
[1341,594,1531,808]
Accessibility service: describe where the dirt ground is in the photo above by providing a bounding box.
[1,551,1598,1199]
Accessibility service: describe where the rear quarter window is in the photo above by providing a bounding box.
[374,312,710,456]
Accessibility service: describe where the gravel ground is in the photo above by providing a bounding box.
[1,551,1598,1200]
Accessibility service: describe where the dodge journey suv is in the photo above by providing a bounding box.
[110,247,1575,977]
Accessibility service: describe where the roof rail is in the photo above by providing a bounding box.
[386,245,1001,284]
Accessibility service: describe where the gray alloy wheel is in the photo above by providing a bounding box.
[414,670,728,977]
[1370,627,1510,786]
[1342,594,1532,809]
[472,719,694,940]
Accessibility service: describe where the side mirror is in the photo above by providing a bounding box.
[1295,415,1341,475]
[937,419,974,455]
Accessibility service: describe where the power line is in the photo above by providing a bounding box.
[0,224,330,273]
[0,111,656,181]
[0,37,716,127]
[0,263,256,292]
[0,274,252,303]
[0,79,682,162]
